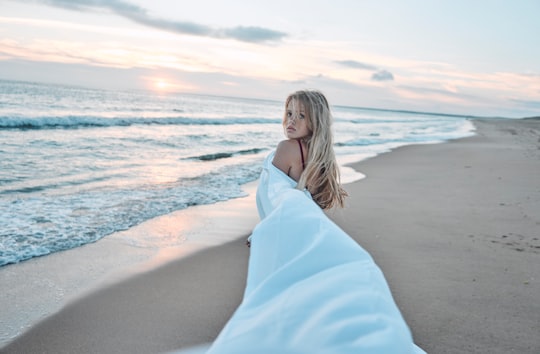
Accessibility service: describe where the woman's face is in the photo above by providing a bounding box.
[284,100,311,139]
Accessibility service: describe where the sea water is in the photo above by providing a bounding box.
[0,79,475,266]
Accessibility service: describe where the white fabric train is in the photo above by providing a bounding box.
[178,151,426,354]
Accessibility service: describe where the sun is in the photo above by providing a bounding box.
[145,76,195,93]
[155,79,170,91]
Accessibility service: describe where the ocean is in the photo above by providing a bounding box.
[0,79,476,267]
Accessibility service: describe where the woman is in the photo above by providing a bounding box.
[205,90,426,353]
[249,90,346,249]
[272,89,346,209]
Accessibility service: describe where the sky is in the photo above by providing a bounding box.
[1,0,539,117]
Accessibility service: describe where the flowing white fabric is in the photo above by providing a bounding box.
[200,151,426,354]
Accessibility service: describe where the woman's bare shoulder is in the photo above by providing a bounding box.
[273,139,296,163]
[273,139,300,177]
[276,139,298,153]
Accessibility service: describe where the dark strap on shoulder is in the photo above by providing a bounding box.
[297,139,305,169]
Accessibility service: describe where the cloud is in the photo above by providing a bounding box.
[0,58,147,89]
[219,26,287,43]
[371,70,394,81]
[30,0,287,43]
[334,60,378,71]
[335,60,395,82]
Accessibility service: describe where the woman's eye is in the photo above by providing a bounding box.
[286,111,292,117]
[299,114,305,119]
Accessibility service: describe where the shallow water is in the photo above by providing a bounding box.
[0,79,476,266]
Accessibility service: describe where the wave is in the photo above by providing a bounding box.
[0,116,279,130]
[336,138,389,147]
[335,135,455,147]
[334,104,476,119]
[187,148,266,161]
[0,174,116,195]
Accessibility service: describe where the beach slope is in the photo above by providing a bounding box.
[332,118,539,353]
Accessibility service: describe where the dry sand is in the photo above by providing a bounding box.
[332,118,539,353]
[2,118,539,354]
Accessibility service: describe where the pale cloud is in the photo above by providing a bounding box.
[0,16,160,39]
[334,60,378,71]
[2,25,534,116]
[406,68,540,101]
[0,13,292,77]
[371,70,394,81]
[0,36,222,72]
[26,0,287,43]
[0,38,91,65]
[1,5,538,117]
[333,58,396,84]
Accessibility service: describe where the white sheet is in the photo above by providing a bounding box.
[200,151,426,354]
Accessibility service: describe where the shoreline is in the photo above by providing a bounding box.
[2,117,539,353]
[0,182,260,348]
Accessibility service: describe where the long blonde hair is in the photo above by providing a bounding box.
[283,90,347,209]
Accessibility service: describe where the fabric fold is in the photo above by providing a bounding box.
[205,152,426,354]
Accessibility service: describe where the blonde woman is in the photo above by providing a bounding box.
[272,90,347,210]
[204,90,425,354]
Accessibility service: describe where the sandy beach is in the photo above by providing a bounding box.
[2,117,539,354]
